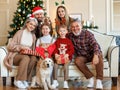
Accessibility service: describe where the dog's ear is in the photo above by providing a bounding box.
[40,61,46,68]
[37,60,42,68]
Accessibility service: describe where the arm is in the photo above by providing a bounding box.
[92,54,99,65]
[87,31,101,64]
[66,39,74,57]
[87,31,101,55]
[7,30,23,52]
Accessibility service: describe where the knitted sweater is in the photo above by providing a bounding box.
[54,38,74,60]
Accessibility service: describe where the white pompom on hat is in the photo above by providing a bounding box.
[26,14,38,25]
[32,6,44,15]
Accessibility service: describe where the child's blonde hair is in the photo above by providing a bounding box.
[58,25,67,32]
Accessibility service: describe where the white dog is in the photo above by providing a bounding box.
[30,58,54,90]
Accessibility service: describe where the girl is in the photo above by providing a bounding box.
[35,23,56,83]
[36,23,55,48]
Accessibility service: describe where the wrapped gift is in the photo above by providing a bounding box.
[20,49,40,56]
[55,54,69,64]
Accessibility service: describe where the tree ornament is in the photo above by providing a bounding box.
[23,17,25,19]
[23,10,25,14]
[18,14,21,16]
[32,1,35,5]
[18,9,21,12]
[21,20,23,24]
[40,4,43,6]
[15,20,17,23]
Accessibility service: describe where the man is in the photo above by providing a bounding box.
[32,6,52,39]
[67,20,103,89]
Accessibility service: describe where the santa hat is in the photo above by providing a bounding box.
[32,6,44,15]
[26,14,38,25]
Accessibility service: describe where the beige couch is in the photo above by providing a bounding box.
[56,30,119,86]
[0,30,119,86]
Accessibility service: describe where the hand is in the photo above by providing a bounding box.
[21,46,31,50]
[64,54,69,60]
[64,54,69,63]
[92,54,99,65]
[64,54,69,58]
[55,54,60,60]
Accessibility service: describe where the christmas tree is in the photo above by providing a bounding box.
[8,0,44,38]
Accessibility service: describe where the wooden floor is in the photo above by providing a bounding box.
[0,76,120,90]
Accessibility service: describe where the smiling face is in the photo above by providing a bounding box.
[57,7,66,18]
[70,21,82,36]
[58,25,68,38]
[34,12,44,22]
[41,25,51,36]
[26,20,37,32]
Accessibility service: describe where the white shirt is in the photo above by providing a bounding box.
[20,29,33,47]
[36,34,56,47]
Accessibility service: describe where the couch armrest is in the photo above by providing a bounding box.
[107,45,119,77]
[0,46,9,77]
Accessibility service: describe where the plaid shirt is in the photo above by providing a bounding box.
[67,30,102,59]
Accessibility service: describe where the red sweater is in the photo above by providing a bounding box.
[54,38,74,60]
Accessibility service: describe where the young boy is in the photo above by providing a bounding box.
[52,25,74,88]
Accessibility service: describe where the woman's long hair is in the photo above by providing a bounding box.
[56,5,69,27]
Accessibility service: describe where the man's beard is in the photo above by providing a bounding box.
[37,17,44,22]
[73,31,81,36]
[37,19,43,22]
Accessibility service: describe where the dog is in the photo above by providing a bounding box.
[30,58,54,90]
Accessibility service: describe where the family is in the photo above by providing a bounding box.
[3,5,103,89]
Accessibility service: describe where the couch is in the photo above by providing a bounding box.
[0,29,119,86]
[57,30,119,86]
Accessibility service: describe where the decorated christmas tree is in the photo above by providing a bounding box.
[8,0,45,38]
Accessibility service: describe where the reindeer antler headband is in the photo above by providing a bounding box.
[55,0,65,6]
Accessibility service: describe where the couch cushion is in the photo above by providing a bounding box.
[67,58,110,77]
[88,30,114,58]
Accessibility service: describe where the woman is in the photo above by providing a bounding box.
[55,5,74,32]
[4,16,38,89]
